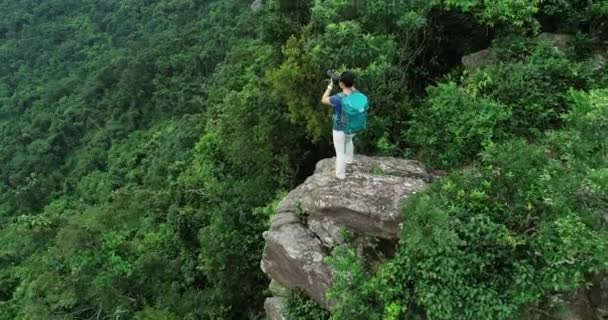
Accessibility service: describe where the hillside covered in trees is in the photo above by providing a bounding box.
[1,0,607,319]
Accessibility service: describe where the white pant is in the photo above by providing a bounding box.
[333,130,355,179]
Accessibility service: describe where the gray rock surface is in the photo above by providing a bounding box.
[250,0,262,11]
[261,221,333,308]
[314,155,430,180]
[306,156,427,245]
[261,155,608,319]
[537,32,573,52]
[591,51,607,71]
[260,155,430,314]
[269,279,290,297]
[521,274,608,320]
[264,297,287,320]
[462,48,493,71]
[589,274,608,319]
[462,33,575,71]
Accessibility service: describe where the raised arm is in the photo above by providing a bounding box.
[321,82,334,106]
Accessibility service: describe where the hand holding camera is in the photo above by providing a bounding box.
[327,69,340,87]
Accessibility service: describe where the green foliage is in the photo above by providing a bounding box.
[0,0,301,319]
[261,0,312,45]
[407,82,511,168]
[267,29,325,142]
[470,42,595,136]
[373,134,399,157]
[562,88,608,147]
[329,89,608,320]
[545,89,608,227]
[444,0,540,30]
[293,200,308,226]
[1,0,607,319]
[540,0,608,34]
[409,37,601,168]
[326,245,383,320]
[133,308,180,320]
[271,0,492,151]
[371,166,389,176]
[268,20,396,142]
[285,290,330,320]
[312,0,541,31]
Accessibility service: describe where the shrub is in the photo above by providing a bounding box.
[467,42,594,136]
[325,245,383,320]
[407,81,511,168]
[343,138,607,320]
[284,290,330,320]
[330,90,608,320]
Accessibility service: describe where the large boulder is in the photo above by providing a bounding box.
[537,32,573,52]
[260,155,430,313]
[269,279,290,297]
[588,274,608,319]
[250,0,262,11]
[462,48,493,71]
[261,220,333,308]
[591,47,608,71]
[265,297,287,320]
[260,155,608,319]
[304,156,428,247]
[521,274,608,320]
[462,33,574,71]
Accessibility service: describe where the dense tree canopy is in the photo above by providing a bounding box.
[0,0,607,319]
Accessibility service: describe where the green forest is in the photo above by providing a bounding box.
[1,0,607,319]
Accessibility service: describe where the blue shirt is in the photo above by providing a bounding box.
[329,94,345,131]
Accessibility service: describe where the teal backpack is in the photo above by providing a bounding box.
[335,91,369,134]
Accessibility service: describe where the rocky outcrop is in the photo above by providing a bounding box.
[463,32,608,74]
[462,33,574,71]
[250,0,262,11]
[522,273,608,320]
[260,155,430,316]
[264,297,287,320]
[303,157,427,247]
[260,155,608,320]
[261,221,332,308]
[462,48,493,71]
[591,48,608,71]
[537,32,572,52]
[590,275,608,318]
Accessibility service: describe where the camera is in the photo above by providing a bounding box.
[327,70,340,86]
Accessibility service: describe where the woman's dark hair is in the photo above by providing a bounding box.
[340,71,355,87]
